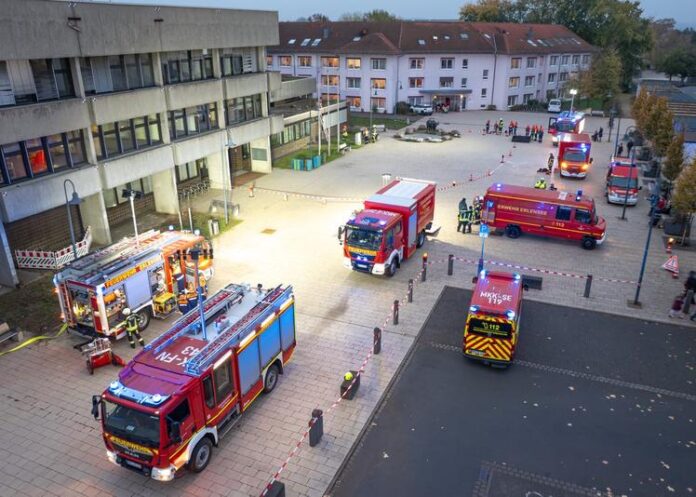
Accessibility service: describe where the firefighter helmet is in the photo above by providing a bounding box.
[122,307,132,316]
[344,371,354,381]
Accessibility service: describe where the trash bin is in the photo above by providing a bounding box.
[207,219,220,236]
[354,131,362,145]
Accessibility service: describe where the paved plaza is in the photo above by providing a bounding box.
[1,110,694,497]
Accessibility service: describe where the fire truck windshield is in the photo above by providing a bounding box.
[556,121,577,133]
[609,177,638,189]
[346,226,382,250]
[467,317,512,338]
[104,400,160,447]
[563,150,587,162]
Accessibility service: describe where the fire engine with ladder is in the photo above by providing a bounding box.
[55,230,213,338]
[91,282,296,480]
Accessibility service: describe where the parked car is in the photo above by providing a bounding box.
[410,104,433,115]
[547,99,562,113]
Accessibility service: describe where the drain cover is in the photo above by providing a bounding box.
[261,228,276,235]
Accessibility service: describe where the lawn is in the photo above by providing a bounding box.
[349,114,409,130]
[0,274,61,334]
[273,146,344,170]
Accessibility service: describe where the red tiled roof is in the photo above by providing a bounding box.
[270,21,596,55]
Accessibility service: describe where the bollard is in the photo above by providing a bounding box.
[393,300,399,325]
[448,254,454,276]
[248,183,255,198]
[583,274,593,298]
[500,154,505,163]
[408,279,414,303]
[340,370,360,400]
[373,327,382,354]
[422,253,428,282]
[266,480,286,497]
[309,409,323,447]
[666,237,674,254]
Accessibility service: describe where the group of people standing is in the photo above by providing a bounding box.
[525,124,545,142]
[483,119,545,142]
[457,197,482,234]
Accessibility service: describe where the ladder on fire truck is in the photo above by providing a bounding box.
[68,230,162,272]
[184,285,291,376]
[146,285,244,355]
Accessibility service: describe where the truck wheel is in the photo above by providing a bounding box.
[505,225,521,239]
[136,308,150,331]
[264,363,280,393]
[189,438,213,473]
[386,258,398,277]
[582,237,597,250]
[416,231,426,248]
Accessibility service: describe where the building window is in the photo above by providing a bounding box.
[118,120,136,153]
[101,123,119,158]
[321,75,339,87]
[523,93,534,104]
[507,95,518,107]
[572,55,580,65]
[460,78,468,88]
[509,77,520,88]
[26,138,48,176]
[370,97,386,110]
[511,58,521,69]
[408,96,423,105]
[3,143,28,181]
[225,94,263,125]
[346,57,361,69]
[346,77,361,89]
[548,73,556,83]
[440,58,454,69]
[462,59,468,69]
[28,58,75,102]
[559,72,568,82]
[220,52,244,76]
[321,57,339,68]
[270,119,314,147]
[371,58,387,70]
[561,55,570,65]
[47,134,68,170]
[524,76,535,87]
[298,56,312,67]
[483,69,489,80]
[550,55,558,66]
[347,96,361,110]
[169,103,218,141]
[409,77,423,89]
[279,56,292,67]
[481,88,487,98]
[176,159,203,183]
[409,58,424,69]
[320,93,339,105]
[93,115,161,160]
[440,77,453,88]
[266,55,273,66]
[163,50,214,83]
[527,57,537,69]
[371,78,386,90]
[582,54,590,65]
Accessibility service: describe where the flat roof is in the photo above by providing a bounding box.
[470,271,522,315]
[486,183,594,206]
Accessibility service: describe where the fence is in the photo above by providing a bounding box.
[14,227,93,270]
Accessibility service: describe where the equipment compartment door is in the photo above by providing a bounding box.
[124,270,152,309]
[238,338,263,408]
[408,212,417,253]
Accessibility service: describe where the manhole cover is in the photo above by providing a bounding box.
[261,228,276,235]
[473,462,610,497]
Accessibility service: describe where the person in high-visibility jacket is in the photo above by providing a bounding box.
[534,177,547,190]
[122,308,145,349]
[457,210,467,233]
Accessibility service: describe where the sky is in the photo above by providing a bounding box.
[70,0,696,28]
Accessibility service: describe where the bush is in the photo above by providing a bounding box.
[395,101,411,115]
[486,104,497,111]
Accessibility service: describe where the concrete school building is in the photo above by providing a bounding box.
[268,21,596,114]
[0,0,293,287]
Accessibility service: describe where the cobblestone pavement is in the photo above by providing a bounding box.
[1,110,692,497]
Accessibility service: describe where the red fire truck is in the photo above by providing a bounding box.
[557,133,592,178]
[463,270,523,367]
[482,183,607,249]
[91,283,296,480]
[606,161,641,205]
[549,111,586,146]
[340,178,436,276]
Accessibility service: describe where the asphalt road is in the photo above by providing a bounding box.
[328,287,696,497]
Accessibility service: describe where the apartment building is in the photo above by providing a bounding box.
[0,0,285,286]
[268,21,596,114]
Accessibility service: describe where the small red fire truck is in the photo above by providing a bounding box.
[92,283,296,480]
[55,230,213,338]
[482,183,607,249]
[549,111,586,146]
[463,270,523,367]
[340,178,436,276]
[606,161,641,205]
[557,133,592,178]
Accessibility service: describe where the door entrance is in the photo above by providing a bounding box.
[228,144,252,178]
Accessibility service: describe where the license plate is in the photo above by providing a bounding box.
[468,349,485,357]
[124,459,142,470]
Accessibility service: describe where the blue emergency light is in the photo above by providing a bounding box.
[576,189,583,201]
[469,305,479,313]
[506,310,516,320]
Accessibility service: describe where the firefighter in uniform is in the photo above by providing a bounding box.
[122,308,145,349]
[463,206,474,233]
[457,209,467,233]
[534,177,548,190]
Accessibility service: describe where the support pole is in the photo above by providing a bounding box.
[407,279,413,303]
[373,327,381,355]
[583,274,593,298]
[448,254,454,276]
[392,300,399,325]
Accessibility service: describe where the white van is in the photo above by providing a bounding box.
[548,99,562,113]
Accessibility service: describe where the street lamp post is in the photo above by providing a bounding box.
[477,224,490,273]
[63,179,81,260]
[122,188,144,247]
[222,139,235,224]
[619,146,636,220]
[569,88,578,113]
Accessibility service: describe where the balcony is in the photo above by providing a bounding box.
[223,72,270,99]
[166,79,224,110]
[100,144,174,189]
[91,87,166,125]
[0,98,90,145]
[270,76,316,103]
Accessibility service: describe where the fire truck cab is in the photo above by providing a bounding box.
[92,283,296,480]
[549,111,586,146]
[341,178,436,276]
[463,270,523,367]
[557,132,592,178]
[606,161,641,205]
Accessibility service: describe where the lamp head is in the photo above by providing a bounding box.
[69,191,81,206]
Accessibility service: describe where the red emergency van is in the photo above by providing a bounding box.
[482,183,607,249]
[557,132,592,178]
[341,178,436,276]
[463,270,523,367]
[606,161,641,205]
[549,111,586,145]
